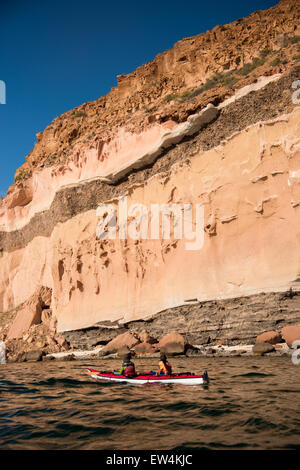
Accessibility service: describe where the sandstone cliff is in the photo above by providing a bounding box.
[1,0,300,356]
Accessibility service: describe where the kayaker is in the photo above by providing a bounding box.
[158,354,172,376]
[115,352,136,377]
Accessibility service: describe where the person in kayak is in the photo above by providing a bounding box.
[158,354,172,376]
[115,352,136,377]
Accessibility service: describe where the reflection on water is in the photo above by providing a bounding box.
[0,357,299,450]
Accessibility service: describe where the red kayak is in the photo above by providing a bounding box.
[86,368,209,385]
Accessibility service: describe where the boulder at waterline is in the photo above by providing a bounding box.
[281,324,300,348]
[256,331,282,345]
[137,330,158,345]
[134,342,158,355]
[102,331,141,354]
[252,343,275,355]
[158,332,186,355]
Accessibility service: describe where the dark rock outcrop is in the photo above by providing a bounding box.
[127,290,300,347]
[62,324,128,350]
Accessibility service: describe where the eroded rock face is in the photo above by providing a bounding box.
[61,325,128,350]
[6,183,33,210]
[127,290,300,347]
[4,0,299,189]
[41,107,300,330]
[0,2,300,341]
[7,303,42,341]
[0,105,300,333]
[7,286,52,340]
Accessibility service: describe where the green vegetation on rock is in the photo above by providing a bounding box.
[237,56,266,76]
[163,93,179,103]
[73,111,87,118]
[15,169,31,182]
[270,57,281,67]
[289,35,300,44]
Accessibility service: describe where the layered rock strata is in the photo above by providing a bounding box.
[1,94,299,332]
[0,0,300,349]
[9,0,300,181]
[62,290,300,348]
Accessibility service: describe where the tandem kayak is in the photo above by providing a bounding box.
[86,368,209,385]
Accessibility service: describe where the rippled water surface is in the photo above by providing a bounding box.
[0,357,299,450]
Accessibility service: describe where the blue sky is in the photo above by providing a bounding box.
[0,0,277,196]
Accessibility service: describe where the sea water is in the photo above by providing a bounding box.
[0,356,299,450]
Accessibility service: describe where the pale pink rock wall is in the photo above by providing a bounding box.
[0,123,170,231]
[0,75,280,233]
[0,107,299,332]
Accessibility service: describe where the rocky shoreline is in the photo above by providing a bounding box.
[1,342,296,363]
[1,288,299,363]
[39,341,294,363]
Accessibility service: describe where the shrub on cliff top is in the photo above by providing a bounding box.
[237,56,266,76]
[181,90,192,98]
[289,35,300,44]
[270,57,281,67]
[163,93,179,103]
[73,111,87,118]
[15,169,30,182]
[259,48,272,59]
[186,69,239,99]
[221,75,239,88]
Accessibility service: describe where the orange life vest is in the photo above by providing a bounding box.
[158,360,172,375]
